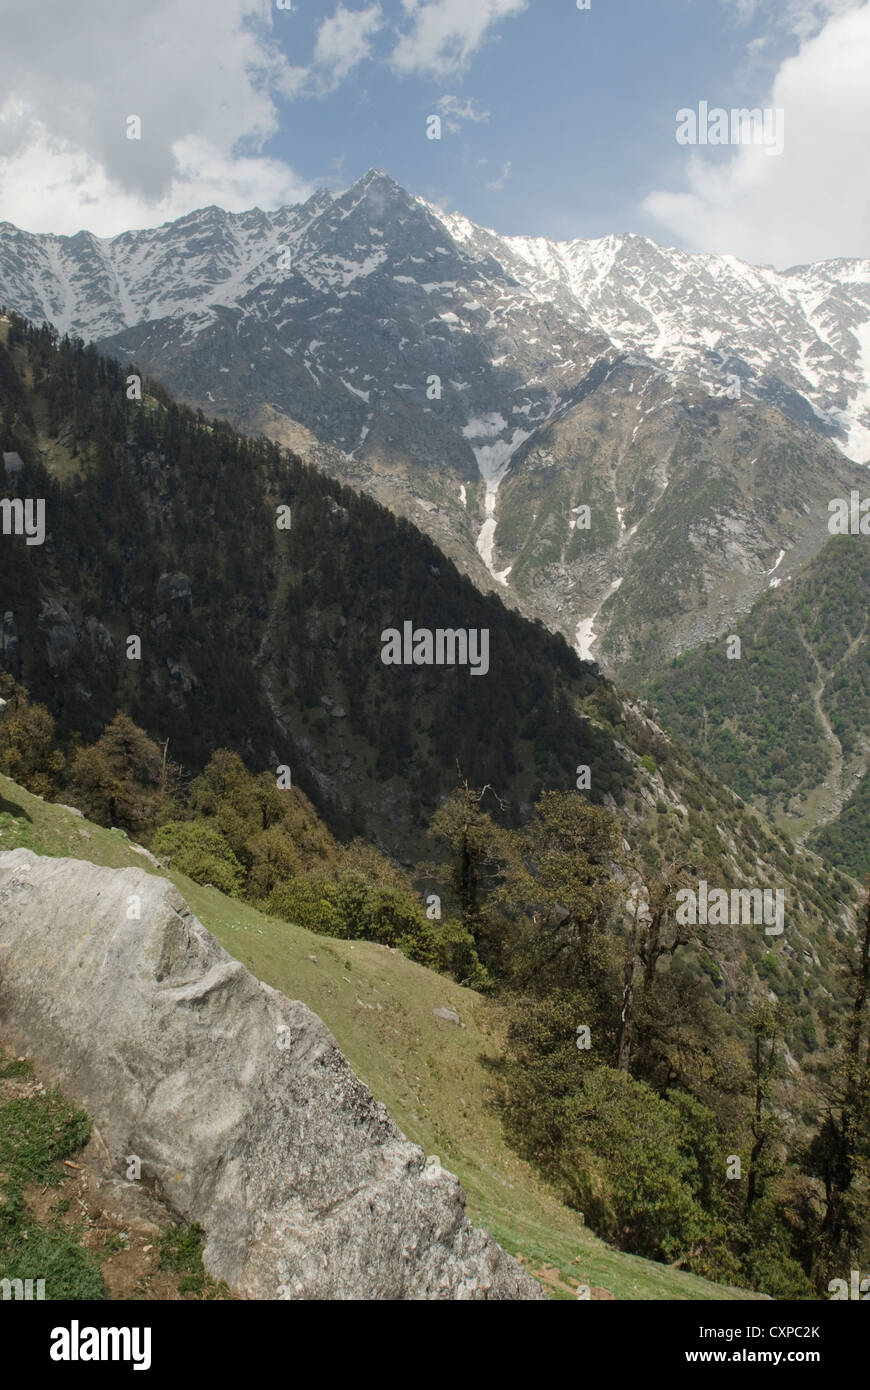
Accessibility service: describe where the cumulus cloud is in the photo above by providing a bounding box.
[642,3,870,267]
[391,0,528,78]
[0,129,315,238]
[0,0,313,235]
[0,0,533,235]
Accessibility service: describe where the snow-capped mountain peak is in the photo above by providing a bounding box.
[2,168,868,462]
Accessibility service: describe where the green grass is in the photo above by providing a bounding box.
[0,1058,33,1080]
[0,1083,106,1299]
[158,1224,229,1299]
[0,773,763,1300]
[0,1089,91,1190]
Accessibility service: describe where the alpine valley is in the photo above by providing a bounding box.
[1,273,868,1302]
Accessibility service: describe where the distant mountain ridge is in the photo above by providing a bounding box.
[2,169,868,680]
[3,170,869,458]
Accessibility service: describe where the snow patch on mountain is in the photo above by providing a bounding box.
[576,578,624,663]
[844,318,870,464]
[470,426,532,583]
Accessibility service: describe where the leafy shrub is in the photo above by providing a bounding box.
[151,819,245,896]
[0,678,65,798]
[551,1068,712,1262]
[261,871,488,987]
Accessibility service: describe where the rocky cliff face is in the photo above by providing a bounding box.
[0,849,542,1300]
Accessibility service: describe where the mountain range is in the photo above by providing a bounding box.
[2,168,868,689]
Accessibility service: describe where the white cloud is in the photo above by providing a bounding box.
[435,94,491,133]
[313,4,384,90]
[391,0,528,78]
[0,0,314,235]
[0,130,314,238]
[0,0,533,236]
[642,3,870,267]
[485,159,511,191]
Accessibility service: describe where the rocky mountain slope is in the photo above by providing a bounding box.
[1,170,868,681]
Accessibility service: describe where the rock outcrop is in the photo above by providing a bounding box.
[0,849,542,1300]
[0,610,20,679]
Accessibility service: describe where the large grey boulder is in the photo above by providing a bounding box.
[0,849,542,1300]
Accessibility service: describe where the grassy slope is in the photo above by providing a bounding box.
[0,773,761,1301]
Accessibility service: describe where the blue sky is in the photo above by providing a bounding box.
[265,0,790,242]
[1,0,868,266]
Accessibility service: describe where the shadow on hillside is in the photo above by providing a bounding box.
[0,790,31,821]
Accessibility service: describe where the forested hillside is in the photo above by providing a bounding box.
[2,312,869,1299]
[0,314,631,854]
[648,536,870,875]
